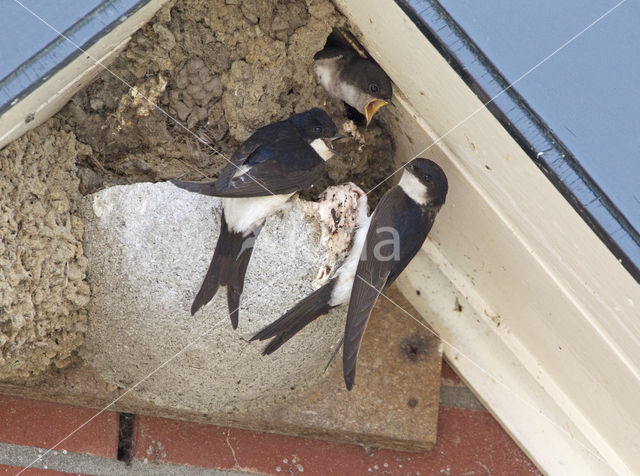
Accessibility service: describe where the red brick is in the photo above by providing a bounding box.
[441,359,465,387]
[0,396,119,458]
[133,406,540,475]
[0,465,77,476]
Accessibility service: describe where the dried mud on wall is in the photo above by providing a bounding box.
[0,120,91,382]
[0,0,395,383]
[62,0,395,202]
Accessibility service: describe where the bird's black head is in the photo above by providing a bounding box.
[353,59,393,101]
[290,107,339,142]
[342,59,392,124]
[404,158,448,206]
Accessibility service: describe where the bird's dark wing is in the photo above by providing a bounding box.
[213,127,326,198]
[209,138,264,192]
[250,280,337,355]
[175,119,325,198]
[342,193,394,390]
[171,127,267,196]
[343,188,433,389]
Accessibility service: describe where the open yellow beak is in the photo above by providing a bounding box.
[364,99,388,125]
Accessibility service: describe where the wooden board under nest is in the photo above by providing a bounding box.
[0,285,441,452]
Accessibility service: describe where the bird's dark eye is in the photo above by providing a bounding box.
[313,126,322,133]
[424,174,433,183]
[369,83,379,93]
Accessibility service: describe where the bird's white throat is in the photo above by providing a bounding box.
[309,138,334,161]
[398,170,428,205]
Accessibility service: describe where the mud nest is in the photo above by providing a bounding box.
[0,0,396,382]
[59,0,396,205]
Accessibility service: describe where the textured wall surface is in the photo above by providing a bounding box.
[0,120,91,382]
[64,0,394,206]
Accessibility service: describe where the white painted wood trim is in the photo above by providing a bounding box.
[397,251,614,476]
[335,1,640,474]
[0,0,170,150]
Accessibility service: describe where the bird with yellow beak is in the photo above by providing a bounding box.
[314,47,392,126]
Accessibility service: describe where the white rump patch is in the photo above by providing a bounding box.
[232,164,251,178]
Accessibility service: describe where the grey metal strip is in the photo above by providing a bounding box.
[396,0,640,282]
[0,0,150,115]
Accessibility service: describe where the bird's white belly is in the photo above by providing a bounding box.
[329,213,371,306]
[223,194,293,235]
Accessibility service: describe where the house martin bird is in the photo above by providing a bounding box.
[252,158,448,389]
[172,108,343,328]
[314,47,392,125]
